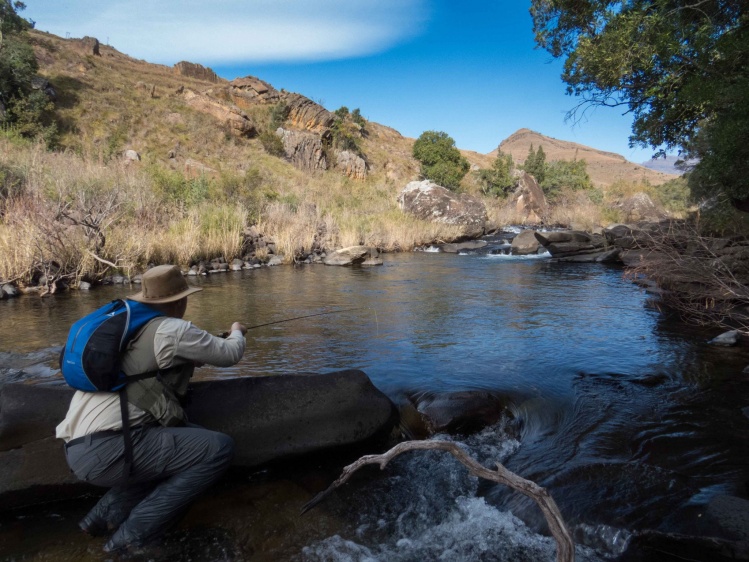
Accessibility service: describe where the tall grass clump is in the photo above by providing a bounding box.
[198,203,248,260]
[257,201,319,261]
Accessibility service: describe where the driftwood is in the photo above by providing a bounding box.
[301,440,575,562]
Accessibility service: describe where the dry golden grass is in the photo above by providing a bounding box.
[546,189,605,230]
[2,29,697,287]
[485,199,532,227]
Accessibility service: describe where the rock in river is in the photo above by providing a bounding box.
[0,369,397,508]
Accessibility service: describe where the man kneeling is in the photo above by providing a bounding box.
[56,265,247,553]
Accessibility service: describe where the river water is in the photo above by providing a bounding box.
[2,233,749,561]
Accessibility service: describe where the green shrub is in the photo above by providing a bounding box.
[0,162,25,203]
[259,129,285,157]
[0,1,57,144]
[149,166,211,207]
[478,150,515,197]
[331,117,361,154]
[351,108,366,127]
[655,176,692,215]
[541,159,592,201]
[268,102,289,130]
[523,144,546,183]
[412,130,469,190]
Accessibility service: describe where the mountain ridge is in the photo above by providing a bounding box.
[490,128,677,187]
[29,30,673,191]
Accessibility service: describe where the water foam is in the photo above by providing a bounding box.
[484,251,551,260]
[299,425,607,562]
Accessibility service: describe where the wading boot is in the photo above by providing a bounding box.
[78,513,109,537]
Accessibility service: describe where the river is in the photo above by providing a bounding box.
[2,233,749,561]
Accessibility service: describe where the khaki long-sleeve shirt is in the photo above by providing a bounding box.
[56,318,245,442]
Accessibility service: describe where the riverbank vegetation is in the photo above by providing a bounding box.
[0,0,724,318]
[530,0,749,330]
[0,133,471,286]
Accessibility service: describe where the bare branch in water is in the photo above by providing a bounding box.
[301,440,575,562]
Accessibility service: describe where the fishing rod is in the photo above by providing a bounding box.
[217,307,365,337]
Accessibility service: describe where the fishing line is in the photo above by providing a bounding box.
[217,307,369,337]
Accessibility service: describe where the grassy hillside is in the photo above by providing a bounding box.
[0,31,693,288]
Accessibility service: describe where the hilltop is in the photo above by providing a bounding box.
[491,128,677,187]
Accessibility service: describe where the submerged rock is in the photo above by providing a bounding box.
[439,240,488,254]
[407,390,512,436]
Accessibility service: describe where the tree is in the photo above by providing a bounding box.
[1,1,36,112]
[351,108,366,127]
[478,150,515,197]
[412,130,469,190]
[524,144,546,183]
[0,1,56,142]
[530,0,749,207]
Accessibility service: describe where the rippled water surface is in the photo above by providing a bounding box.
[2,240,749,561]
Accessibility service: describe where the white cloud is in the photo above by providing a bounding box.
[24,0,428,64]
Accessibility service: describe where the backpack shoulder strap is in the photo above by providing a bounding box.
[123,316,168,380]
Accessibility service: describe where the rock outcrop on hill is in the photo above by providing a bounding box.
[174,61,221,83]
[277,128,328,172]
[336,150,368,180]
[75,36,100,56]
[397,180,487,237]
[283,93,336,133]
[183,89,256,137]
[229,76,281,107]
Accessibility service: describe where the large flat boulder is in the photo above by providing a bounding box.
[0,370,397,508]
[535,230,610,258]
[397,180,487,238]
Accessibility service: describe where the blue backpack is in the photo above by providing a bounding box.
[60,298,165,483]
[60,299,164,392]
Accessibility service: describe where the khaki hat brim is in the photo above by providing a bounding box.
[127,285,202,304]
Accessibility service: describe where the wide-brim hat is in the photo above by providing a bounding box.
[127,265,202,304]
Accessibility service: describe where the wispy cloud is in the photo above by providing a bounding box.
[25,0,428,64]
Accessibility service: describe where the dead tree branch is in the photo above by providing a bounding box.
[301,440,575,562]
[623,223,749,332]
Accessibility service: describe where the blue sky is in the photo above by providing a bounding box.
[25,0,660,163]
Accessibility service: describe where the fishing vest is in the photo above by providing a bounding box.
[123,317,195,427]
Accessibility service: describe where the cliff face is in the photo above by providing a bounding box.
[493,128,677,187]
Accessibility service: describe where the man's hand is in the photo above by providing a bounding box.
[231,322,248,335]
